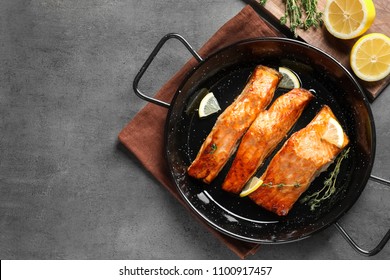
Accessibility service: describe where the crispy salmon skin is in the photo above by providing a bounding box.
[249,105,349,216]
[187,65,282,184]
[222,88,314,194]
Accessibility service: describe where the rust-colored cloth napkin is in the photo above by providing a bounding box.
[119,5,282,259]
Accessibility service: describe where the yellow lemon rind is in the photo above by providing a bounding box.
[350,33,390,82]
[278,66,301,89]
[322,117,344,148]
[198,92,221,118]
[240,177,264,197]
[324,0,376,40]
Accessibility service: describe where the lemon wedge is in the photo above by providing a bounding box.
[185,88,210,115]
[323,0,376,40]
[322,117,344,148]
[240,177,264,197]
[278,67,301,89]
[198,92,221,118]
[350,33,390,82]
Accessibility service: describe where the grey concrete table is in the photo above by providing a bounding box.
[1,0,389,259]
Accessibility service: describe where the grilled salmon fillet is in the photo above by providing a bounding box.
[187,65,282,184]
[249,105,349,216]
[222,88,314,194]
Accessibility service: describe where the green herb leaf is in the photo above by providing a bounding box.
[261,182,301,189]
[278,0,323,38]
[302,0,323,30]
[300,147,350,211]
[209,143,217,154]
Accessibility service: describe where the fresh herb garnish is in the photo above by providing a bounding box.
[302,0,323,30]
[259,0,323,38]
[300,147,350,211]
[209,143,217,154]
[280,0,303,37]
[261,182,301,188]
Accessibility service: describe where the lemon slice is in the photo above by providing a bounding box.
[323,0,376,40]
[198,92,221,118]
[350,33,390,82]
[240,177,264,197]
[278,67,301,89]
[185,88,210,115]
[322,117,344,148]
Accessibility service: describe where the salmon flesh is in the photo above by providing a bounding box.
[187,65,282,184]
[222,88,314,194]
[249,105,349,216]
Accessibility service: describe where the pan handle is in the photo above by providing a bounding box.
[334,175,390,256]
[133,33,204,108]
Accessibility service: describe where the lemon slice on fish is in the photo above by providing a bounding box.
[198,92,221,118]
[240,177,264,197]
[278,67,301,89]
[322,117,344,148]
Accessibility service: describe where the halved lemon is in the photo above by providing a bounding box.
[322,117,344,148]
[278,67,301,89]
[323,0,376,40]
[350,33,390,82]
[198,92,221,118]
[240,177,264,197]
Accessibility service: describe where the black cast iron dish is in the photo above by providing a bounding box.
[134,33,390,256]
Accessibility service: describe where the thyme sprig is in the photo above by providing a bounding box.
[300,147,350,211]
[280,0,303,37]
[261,182,301,189]
[259,0,323,37]
[302,0,323,30]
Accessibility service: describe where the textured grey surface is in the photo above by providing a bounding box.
[0,0,389,260]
